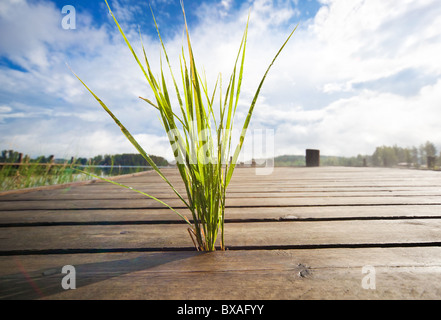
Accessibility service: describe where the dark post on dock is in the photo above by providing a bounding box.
[306,149,320,167]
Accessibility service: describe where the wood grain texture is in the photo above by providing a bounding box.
[1,167,440,299]
[2,248,441,300]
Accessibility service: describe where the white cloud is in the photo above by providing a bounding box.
[0,105,12,113]
[1,0,441,161]
[272,79,441,156]
[1,128,174,160]
[247,0,441,156]
[323,82,352,93]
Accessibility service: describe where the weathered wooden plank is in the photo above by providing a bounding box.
[2,167,440,198]
[78,176,441,186]
[1,195,440,211]
[1,205,441,225]
[3,188,441,201]
[1,219,441,252]
[1,248,441,299]
[0,167,440,300]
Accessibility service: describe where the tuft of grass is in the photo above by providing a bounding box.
[72,0,297,251]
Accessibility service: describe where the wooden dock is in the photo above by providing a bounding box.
[1,167,441,300]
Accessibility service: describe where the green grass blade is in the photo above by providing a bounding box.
[73,168,193,227]
[69,67,191,211]
[75,0,297,251]
[226,23,299,185]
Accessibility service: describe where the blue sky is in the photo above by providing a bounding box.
[1,0,440,160]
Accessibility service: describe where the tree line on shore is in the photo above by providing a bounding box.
[0,150,169,167]
[274,141,440,168]
[2,140,439,169]
[371,141,438,168]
